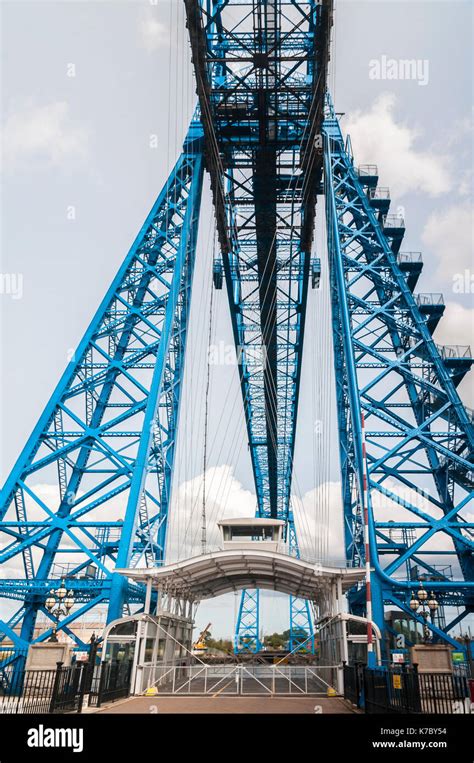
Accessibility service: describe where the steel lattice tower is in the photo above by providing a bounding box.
[1,0,472,663]
[323,97,473,653]
[0,121,205,655]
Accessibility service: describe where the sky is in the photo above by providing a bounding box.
[0,0,472,639]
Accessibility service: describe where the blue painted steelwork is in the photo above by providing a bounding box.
[288,513,314,652]
[236,515,315,654]
[234,590,261,653]
[184,0,332,652]
[323,96,474,653]
[4,0,470,662]
[0,121,204,647]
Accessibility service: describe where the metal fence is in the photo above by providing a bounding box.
[344,664,471,715]
[343,662,363,706]
[89,660,133,707]
[0,659,132,714]
[0,665,58,714]
[139,663,340,696]
[364,667,422,714]
[416,672,471,714]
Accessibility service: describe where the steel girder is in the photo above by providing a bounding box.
[185,0,332,652]
[323,97,474,652]
[234,589,260,653]
[288,513,314,652]
[0,122,204,648]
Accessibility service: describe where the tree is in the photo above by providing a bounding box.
[206,637,233,654]
[263,632,286,649]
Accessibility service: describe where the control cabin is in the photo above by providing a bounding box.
[217,517,285,552]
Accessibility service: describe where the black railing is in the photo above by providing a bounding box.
[89,660,133,708]
[0,664,58,714]
[416,671,470,714]
[50,663,87,713]
[0,656,132,714]
[343,663,364,707]
[344,663,471,715]
[0,661,86,714]
[364,667,422,714]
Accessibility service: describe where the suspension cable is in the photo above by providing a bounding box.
[201,232,217,553]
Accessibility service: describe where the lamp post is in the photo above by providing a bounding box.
[45,580,75,642]
[409,582,438,643]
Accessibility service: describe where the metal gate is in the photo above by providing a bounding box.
[140,663,340,696]
[0,659,132,713]
[344,664,472,715]
[88,660,133,707]
[0,662,87,714]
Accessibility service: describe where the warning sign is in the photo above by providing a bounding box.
[391,652,405,664]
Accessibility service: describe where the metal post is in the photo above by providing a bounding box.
[49,661,64,714]
[464,635,474,678]
[144,577,152,615]
[96,661,107,708]
[77,662,87,714]
[84,633,98,698]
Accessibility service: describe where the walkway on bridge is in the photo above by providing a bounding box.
[94,695,358,715]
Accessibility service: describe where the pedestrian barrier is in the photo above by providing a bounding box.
[139,663,340,696]
[343,663,471,714]
[0,658,132,714]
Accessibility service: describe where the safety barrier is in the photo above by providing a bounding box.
[343,663,471,714]
[0,658,132,714]
[140,663,340,696]
[89,660,133,707]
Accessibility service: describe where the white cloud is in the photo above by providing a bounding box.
[167,465,256,561]
[458,172,473,198]
[345,93,452,197]
[1,472,468,585]
[293,477,467,575]
[421,203,473,407]
[422,202,474,282]
[292,481,345,563]
[167,470,345,566]
[432,301,474,408]
[167,469,466,574]
[457,374,474,410]
[434,301,474,349]
[0,482,127,581]
[1,101,89,171]
[139,15,169,52]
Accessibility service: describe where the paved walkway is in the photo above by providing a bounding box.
[96,696,358,714]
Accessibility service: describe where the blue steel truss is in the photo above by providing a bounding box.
[2,0,472,661]
[184,0,332,652]
[288,513,314,653]
[323,96,474,654]
[0,121,204,649]
[234,590,260,653]
[235,514,315,654]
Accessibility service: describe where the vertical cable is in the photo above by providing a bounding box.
[201,238,216,553]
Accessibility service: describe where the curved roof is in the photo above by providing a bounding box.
[116,549,364,602]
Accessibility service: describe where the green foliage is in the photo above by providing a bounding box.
[263,632,287,649]
[205,637,233,653]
